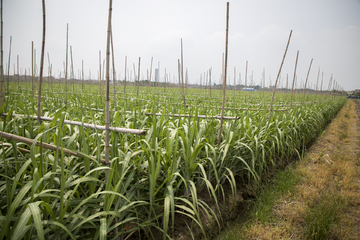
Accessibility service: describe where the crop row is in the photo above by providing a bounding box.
[0,83,346,239]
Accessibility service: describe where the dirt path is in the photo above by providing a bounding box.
[215,99,360,239]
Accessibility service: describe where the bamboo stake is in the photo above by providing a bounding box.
[217,2,229,147]
[262,69,265,96]
[110,29,116,110]
[233,67,236,96]
[164,68,166,93]
[290,50,299,107]
[319,71,323,102]
[133,63,137,90]
[82,60,84,91]
[185,68,188,94]
[65,24,68,105]
[302,58,313,102]
[314,67,320,103]
[47,52,51,91]
[137,57,140,96]
[37,0,46,125]
[209,68,212,98]
[244,60,248,101]
[148,57,153,93]
[178,59,181,96]
[326,74,332,99]
[180,38,186,106]
[0,0,3,107]
[31,42,34,98]
[268,30,292,120]
[0,131,106,164]
[17,55,19,88]
[105,0,113,169]
[285,73,288,95]
[70,46,75,93]
[99,50,101,95]
[124,56,127,94]
[6,36,11,93]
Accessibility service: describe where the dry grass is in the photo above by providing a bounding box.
[240,100,360,239]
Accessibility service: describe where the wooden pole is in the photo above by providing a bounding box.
[290,50,299,107]
[302,58,313,102]
[37,0,46,125]
[105,0,113,168]
[217,2,229,147]
[268,30,292,120]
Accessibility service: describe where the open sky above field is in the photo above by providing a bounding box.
[2,0,360,91]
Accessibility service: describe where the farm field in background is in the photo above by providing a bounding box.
[0,82,346,239]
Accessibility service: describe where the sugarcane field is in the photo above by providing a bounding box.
[1,1,360,240]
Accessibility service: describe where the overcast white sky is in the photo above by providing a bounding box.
[2,0,360,91]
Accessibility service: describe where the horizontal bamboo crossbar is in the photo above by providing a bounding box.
[143,112,240,120]
[0,131,106,164]
[1,113,147,135]
[0,141,31,153]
